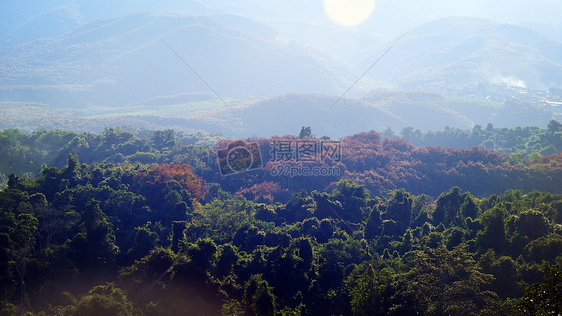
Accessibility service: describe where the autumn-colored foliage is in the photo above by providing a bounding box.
[138,164,206,201]
[236,181,291,204]
[218,131,562,198]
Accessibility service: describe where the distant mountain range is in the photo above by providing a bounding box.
[1,91,555,138]
[361,17,562,91]
[1,6,561,137]
[0,12,356,108]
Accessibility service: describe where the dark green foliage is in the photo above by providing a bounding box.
[519,264,562,315]
[476,206,508,253]
[346,262,396,316]
[311,190,344,221]
[385,189,413,232]
[243,274,277,316]
[0,175,559,315]
[78,199,118,268]
[279,191,313,224]
[433,187,477,227]
[316,218,334,243]
[364,207,382,240]
[52,283,139,316]
[526,233,562,263]
[215,243,239,278]
[128,226,160,262]
[514,210,550,240]
[392,245,497,315]
[0,128,216,179]
[120,247,176,284]
[170,221,185,253]
[299,126,313,138]
[1,126,562,315]
[401,120,562,157]
[331,180,369,223]
[479,250,521,299]
[187,238,217,268]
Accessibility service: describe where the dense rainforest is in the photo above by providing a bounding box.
[1,122,562,315]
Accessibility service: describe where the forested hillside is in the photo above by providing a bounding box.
[4,1,562,314]
[2,121,562,197]
[399,119,562,157]
[1,124,562,315]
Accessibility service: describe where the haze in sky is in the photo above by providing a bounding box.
[2,0,562,37]
[1,0,562,136]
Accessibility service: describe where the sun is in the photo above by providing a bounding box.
[324,0,375,26]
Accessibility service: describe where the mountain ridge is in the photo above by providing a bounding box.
[362,17,562,91]
[0,12,356,108]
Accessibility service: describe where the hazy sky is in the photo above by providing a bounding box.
[2,0,562,37]
[410,0,562,23]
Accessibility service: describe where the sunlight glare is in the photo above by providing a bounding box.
[324,0,375,26]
